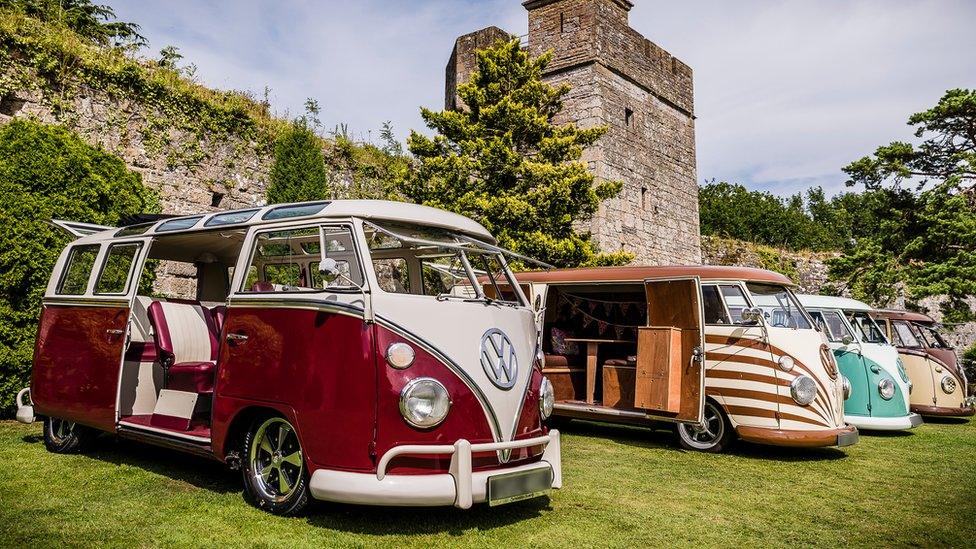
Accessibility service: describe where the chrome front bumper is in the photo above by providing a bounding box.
[309,430,561,509]
[844,413,923,431]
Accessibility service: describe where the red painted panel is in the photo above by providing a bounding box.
[211,307,378,472]
[374,327,546,475]
[31,304,129,432]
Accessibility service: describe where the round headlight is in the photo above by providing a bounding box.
[778,355,795,372]
[539,377,555,420]
[399,378,450,429]
[896,358,910,383]
[842,376,852,400]
[878,378,895,400]
[386,342,415,369]
[941,375,957,394]
[790,375,817,406]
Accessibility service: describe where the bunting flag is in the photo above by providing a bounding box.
[556,293,642,334]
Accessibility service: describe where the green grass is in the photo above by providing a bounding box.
[1,418,974,548]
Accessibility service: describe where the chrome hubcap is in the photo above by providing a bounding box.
[679,402,724,449]
[50,418,75,443]
[249,418,303,502]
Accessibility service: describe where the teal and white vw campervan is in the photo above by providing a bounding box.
[799,295,922,431]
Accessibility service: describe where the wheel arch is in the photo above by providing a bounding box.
[219,404,301,461]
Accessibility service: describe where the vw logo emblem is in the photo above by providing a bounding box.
[480,328,518,390]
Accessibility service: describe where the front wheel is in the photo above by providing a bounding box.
[43,417,96,453]
[675,400,734,453]
[241,416,310,515]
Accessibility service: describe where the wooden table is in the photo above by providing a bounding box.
[565,338,634,404]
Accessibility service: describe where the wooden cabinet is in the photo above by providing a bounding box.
[634,326,684,412]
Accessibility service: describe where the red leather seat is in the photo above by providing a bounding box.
[167,362,217,393]
[147,301,219,394]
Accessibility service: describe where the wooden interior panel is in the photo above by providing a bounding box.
[543,368,585,401]
[634,327,683,412]
[636,278,705,422]
[645,280,699,330]
[603,363,636,408]
[677,328,703,421]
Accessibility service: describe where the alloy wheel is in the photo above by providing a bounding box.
[248,418,304,503]
[678,401,725,450]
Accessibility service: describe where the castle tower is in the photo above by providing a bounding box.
[446,0,701,265]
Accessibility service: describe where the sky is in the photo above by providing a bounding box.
[108,0,976,197]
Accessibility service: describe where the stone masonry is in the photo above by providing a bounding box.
[446,0,702,265]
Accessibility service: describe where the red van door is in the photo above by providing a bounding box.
[31,242,143,432]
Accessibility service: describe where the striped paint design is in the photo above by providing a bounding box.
[704,333,844,431]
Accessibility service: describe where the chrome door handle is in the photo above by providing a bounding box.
[226,333,248,342]
[106,329,125,335]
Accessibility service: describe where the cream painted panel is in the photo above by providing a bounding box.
[118,360,163,416]
[372,292,536,443]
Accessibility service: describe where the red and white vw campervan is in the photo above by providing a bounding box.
[15,200,561,515]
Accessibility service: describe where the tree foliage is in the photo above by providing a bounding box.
[266,112,330,204]
[0,0,144,47]
[829,89,976,321]
[402,38,630,268]
[0,119,157,415]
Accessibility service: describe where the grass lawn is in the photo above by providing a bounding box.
[1,418,974,548]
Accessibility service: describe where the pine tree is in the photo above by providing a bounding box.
[266,115,330,204]
[403,38,630,268]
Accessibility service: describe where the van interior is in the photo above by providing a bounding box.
[118,229,246,441]
[539,281,703,422]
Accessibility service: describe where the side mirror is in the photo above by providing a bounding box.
[318,258,341,284]
[842,335,853,346]
[741,307,764,325]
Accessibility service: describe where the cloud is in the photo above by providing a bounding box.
[108,0,976,197]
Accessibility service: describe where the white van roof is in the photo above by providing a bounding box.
[796,294,873,312]
[57,200,496,244]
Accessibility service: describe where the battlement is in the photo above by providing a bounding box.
[524,0,693,115]
[446,0,702,265]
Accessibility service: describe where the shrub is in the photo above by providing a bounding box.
[0,119,157,415]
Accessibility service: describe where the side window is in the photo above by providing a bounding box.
[702,285,731,324]
[95,243,142,295]
[373,258,410,293]
[240,225,362,293]
[57,244,100,295]
[719,285,749,324]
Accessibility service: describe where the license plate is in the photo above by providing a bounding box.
[487,467,552,507]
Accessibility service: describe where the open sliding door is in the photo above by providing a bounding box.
[634,277,706,424]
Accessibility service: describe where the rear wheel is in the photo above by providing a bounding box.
[241,416,309,515]
[43,417,96,453]
[676,400,734,453]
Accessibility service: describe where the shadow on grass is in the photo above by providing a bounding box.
[20,430,239,494]
[921,416,971,425]
[558,419,848,462]
[858,429,914,438]
[17,428,550,533]
[305,497,550,535]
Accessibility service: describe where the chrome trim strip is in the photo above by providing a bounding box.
[43,298,130,307]
[118,420,212,443]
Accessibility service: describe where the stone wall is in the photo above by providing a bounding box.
[448,0,702,265]
[0,85,272,215]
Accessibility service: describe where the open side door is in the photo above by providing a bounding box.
[634,276,706,424]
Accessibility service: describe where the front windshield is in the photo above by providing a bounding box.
[916,324,951,349]
[891,320,922,348]
[363,221,525,306]
[810,310,854,343]
[847,311,888,344]
[745,283,812,329]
